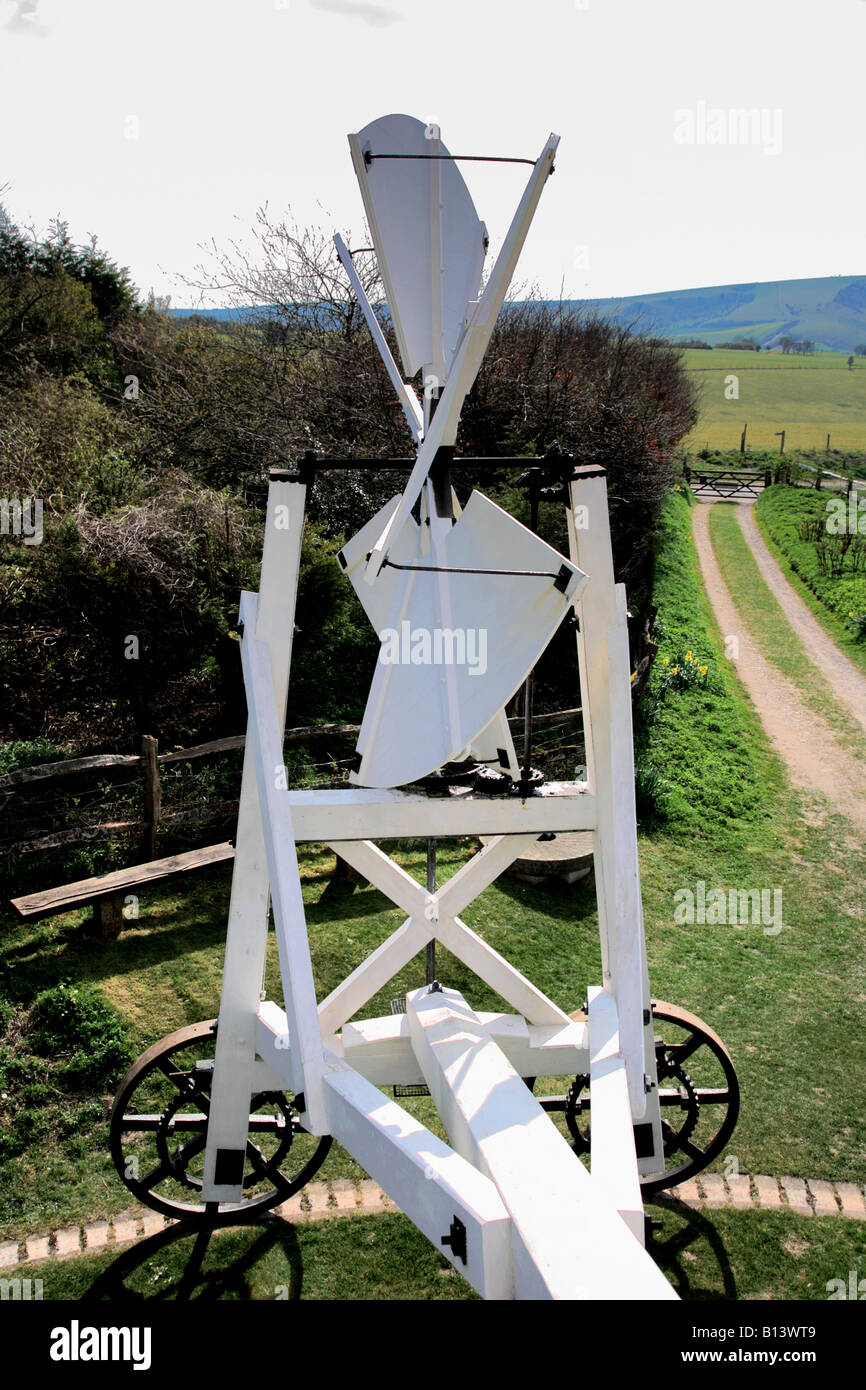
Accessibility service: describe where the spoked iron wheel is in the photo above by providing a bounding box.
[538,1001,739,1197]
[109,1019,332,1226]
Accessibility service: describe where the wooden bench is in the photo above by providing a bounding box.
[10,842,235,938]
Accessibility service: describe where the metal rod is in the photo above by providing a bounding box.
[365,153,536,166]
[426,838,436,986]
[269,456,604,478]
[522,473,541,783]
[381,559,563,580]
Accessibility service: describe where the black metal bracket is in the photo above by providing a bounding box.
[441,1215,468,1265]
[553,563,573,594]
[633,1122,656,1160]
[644,1214,663,1243]
[214,1148,246,1186]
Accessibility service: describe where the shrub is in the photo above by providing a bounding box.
[28,982,132,1086]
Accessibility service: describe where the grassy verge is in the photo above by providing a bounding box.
[706,503,866,763]
[755,484,866,680]
[13,1206,864,1302]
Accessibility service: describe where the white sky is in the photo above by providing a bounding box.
[1,0,863,306]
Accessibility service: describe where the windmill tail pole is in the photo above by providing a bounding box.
[522,471,541,782]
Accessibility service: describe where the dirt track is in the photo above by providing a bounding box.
[690,500,866,834]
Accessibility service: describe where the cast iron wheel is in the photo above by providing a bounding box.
[109,1019,332,1226]
[538,1000,739,1197]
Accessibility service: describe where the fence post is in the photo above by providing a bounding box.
[141,735,161,861]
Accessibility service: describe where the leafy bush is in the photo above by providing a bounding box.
[756,485,866,639]
[28,983,132,1086]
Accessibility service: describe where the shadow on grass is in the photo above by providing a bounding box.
[80,1217,303,1302]
[66,1197,739,1301]
[649,1196,737,1300]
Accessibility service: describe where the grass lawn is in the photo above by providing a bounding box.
[12,1205,865,1302]
[683,350,866,453]
[0,491,864,1302]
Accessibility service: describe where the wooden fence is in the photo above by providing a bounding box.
[1,710,583,859]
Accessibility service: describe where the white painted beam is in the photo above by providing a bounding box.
[239,590,327,1132]
[340,1009,589,1087]
[316,913,431,1038]
[320,834,571,1030]
[333,232,424,446]
[405,985,677,1300]
[322,1050,514,1299]
[202,479,307,1201]
[286,784,595,841]
[587,987,645,1244]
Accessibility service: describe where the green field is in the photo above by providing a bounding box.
[683,350,866,452]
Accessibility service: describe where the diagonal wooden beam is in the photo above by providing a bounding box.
[318,835,569,1030]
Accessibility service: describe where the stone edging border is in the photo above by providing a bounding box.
[1,1172,864,1271]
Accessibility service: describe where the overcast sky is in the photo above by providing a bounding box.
[1,0,863,306]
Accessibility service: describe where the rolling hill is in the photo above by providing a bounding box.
[171,276,866,354]
[567,276,866,353]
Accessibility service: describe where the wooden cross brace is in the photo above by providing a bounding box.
[318,836,572,1037]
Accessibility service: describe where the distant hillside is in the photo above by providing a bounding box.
[170,275,866,353]
[566,276,866,353]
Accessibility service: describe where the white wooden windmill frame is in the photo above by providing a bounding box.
[193,116,677,1300]
[193,461,674,1300]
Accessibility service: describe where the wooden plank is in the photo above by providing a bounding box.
[202,479,313,1200]
[435,833,538,918]
[567,472,664,1162]
[237,589,327,1129]
[0,752,140,788]
[587,987,645,1244]
[435,913,570,1026]
[317,913,431,1038]
[8,821,141,856]
[405,985,676,1300]
[338,1009,589,1087]
[160,725,363,762]
[10,842,234,920]
[286,784,595,840]
[159,735,245,763]
[319,834,569,1030]
[322,1048,514,1299]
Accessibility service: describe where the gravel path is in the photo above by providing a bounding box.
[691,500,866,833]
